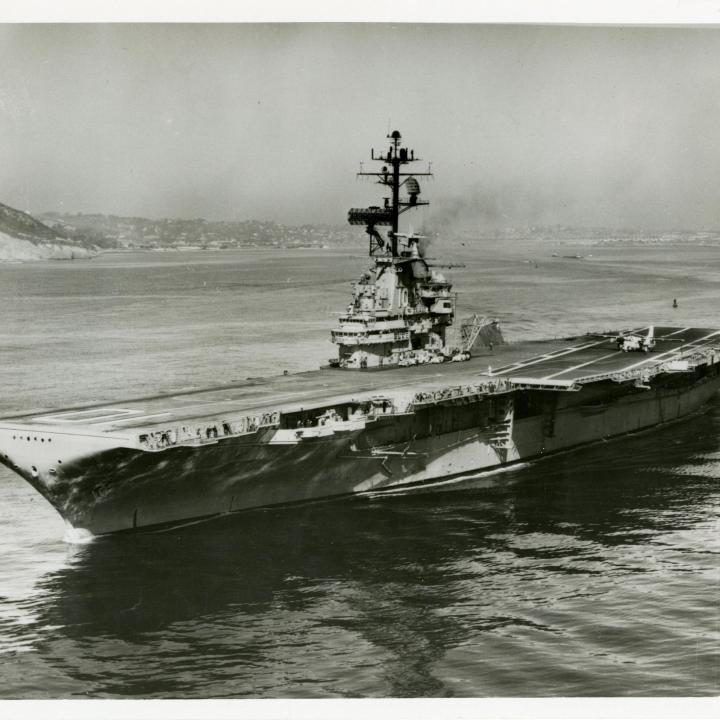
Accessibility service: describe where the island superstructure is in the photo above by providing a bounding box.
[332,130,455,369]
[1,131,719,536]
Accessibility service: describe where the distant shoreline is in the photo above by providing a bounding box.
[3,235,720,265]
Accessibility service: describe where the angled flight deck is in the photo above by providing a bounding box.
[493,326,720,382]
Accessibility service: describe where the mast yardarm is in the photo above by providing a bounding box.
[348,129,433,258]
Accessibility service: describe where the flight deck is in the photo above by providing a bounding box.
[493,326,720,382]
[1,326,718,438]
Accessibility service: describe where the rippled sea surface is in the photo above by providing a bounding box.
[0,241,718,697]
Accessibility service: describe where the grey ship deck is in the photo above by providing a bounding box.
[2,326,719,437]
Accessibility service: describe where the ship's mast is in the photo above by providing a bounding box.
[349,130,433,257]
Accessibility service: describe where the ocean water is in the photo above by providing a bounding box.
[0,242,718,697]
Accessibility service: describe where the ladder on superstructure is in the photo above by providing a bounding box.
[460,314,495,353]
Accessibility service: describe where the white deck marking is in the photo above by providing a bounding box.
[37,407,145,423]
[617,329,720,373]
[491,340,607,373]
[37,408,175,427]
[89,386,373,429]
[92,412,173,426]
[542,327,691,380]
[492,328,648,375]
[541,350,625,380]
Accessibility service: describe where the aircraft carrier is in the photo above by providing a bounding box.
[1,131,719,536]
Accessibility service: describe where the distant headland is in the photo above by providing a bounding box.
[0,203,96,262]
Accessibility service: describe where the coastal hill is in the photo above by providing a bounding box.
[41,212,356,251]
[0,202,96,262]
[6,206,717,260]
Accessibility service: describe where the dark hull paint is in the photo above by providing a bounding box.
[5,368,718,535]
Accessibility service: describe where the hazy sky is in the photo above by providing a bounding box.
[1,23,719,230]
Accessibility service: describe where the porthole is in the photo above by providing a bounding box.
[41,438,45,443]
[26,436,30,441]
[57,460,62,464]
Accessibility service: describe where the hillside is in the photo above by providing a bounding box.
[0,202,96,261]
[41,212,356,250]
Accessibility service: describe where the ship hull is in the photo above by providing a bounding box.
[3,367,718,535]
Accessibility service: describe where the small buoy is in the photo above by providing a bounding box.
[672,298,678,309]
